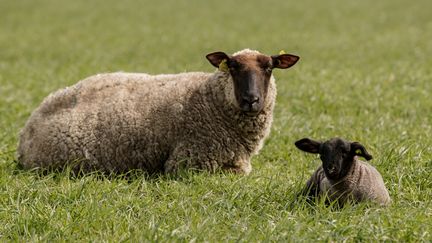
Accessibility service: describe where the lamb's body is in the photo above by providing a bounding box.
[307,158,391,205]
[18,70,275,173]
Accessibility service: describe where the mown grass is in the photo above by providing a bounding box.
[1,0,431,241]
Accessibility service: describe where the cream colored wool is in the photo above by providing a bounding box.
[18,50,276,174]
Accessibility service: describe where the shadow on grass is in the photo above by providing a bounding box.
[8,158,235,185]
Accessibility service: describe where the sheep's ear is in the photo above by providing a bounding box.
[351,142,373,161]
[295,138,321,154]
[271,54,299,69]
[206,51,230,68]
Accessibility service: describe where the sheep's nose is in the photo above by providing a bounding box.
[242,96,259,105]
[328,165,336,172]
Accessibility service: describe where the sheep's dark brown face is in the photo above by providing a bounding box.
[295,137,373,180]
[206,50,299,116]
[228,54,271,115]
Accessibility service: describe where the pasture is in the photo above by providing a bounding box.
[0,0,431,241]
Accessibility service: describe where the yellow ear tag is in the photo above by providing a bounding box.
[355,149,362,155]
[279,50,286,55]
[219,59,229,72]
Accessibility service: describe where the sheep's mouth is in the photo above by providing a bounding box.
[242,111,260,117]
[239,103,262,116]
[325,167,340,179]
[241,108,261,117]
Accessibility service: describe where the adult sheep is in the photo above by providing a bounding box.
[18,49,299,174]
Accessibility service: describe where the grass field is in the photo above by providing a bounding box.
[1,0,431,241]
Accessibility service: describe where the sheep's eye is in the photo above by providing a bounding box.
[261,63,272,74]
[229,61,240,70]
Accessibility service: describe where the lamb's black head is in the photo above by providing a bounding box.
[206,50,299,116]
[295,137,373,180]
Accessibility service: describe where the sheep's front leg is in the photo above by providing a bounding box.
[302,177,320,198]
[222,158,252,175]
[302,167,326,199]
[163,158,180,174]
[163,147,189,174]
[164,145,252,174]
[164,157,251,175]
[163,145,218,174]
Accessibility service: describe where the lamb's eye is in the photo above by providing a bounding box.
[265,67,272,73]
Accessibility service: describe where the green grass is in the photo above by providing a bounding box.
[1,0,431,241]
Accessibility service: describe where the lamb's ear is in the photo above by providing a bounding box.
[351,142,373,161]
[295,138,321,154]
[271,54,299,69]
[206,51,230,68]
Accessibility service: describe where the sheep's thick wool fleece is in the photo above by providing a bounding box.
[309,159,390,205]
[18,52,276,173]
